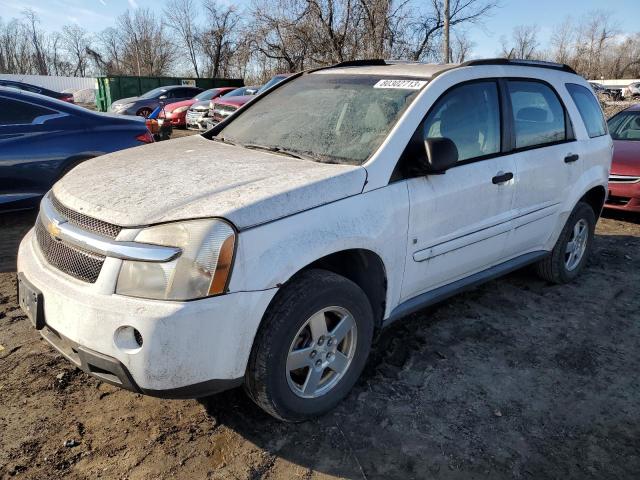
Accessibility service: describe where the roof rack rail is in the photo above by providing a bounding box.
[327,59,388,68]
[461,58,577,74]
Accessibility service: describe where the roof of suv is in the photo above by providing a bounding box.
[313,58,577,79]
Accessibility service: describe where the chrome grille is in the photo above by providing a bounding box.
[51,194,121,239]
[35,217,105,283]
[212,105,237,122]
[609,174,640,183]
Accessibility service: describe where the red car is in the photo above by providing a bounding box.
[210,74,290,125]
[161,87,236,127]
[606,105,640,212]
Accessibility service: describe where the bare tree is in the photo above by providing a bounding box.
[0,18,32,74]
[500,24,539,59]
[97,27,123,74]
[164,0,201,77]
[409,0,497,61]
[450,31,474,62]
[61,24,91,76]
[200,0,243,77]
[249,0,310,73]
[22,9,49,74]
[116,8,175,76]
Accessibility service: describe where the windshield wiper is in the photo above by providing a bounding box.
[211,136,236,146]
[242,143,313,160]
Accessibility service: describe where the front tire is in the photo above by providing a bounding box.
[244,269,374,422]
[535,201,596,284]
[136,107,152,118]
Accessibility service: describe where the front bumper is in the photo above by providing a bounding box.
[186,111,209,130]
[163,112,187,127]
[605,180,640,212]
[18,229,277,396]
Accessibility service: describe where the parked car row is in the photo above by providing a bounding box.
[109,85,204,117]
[161,87,236,128]
[589,81,623,101]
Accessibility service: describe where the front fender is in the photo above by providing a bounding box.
[228,182,410,318]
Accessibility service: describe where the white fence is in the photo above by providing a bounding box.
[0,74,96,103]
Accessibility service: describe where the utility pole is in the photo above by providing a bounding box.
[443,0,450,63]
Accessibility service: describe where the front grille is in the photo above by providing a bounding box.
[606,195,631,206]
[51,195,121,239]
[35,218,105,283]
[609,174,640,183]
[213,105,237,122]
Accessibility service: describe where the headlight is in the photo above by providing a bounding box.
[172,106,189,113]
[116,219,236,301]
[113,102,133,111]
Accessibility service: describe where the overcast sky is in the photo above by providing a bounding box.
[2,0,640,60]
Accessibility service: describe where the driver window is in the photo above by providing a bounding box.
[423,81,501,162]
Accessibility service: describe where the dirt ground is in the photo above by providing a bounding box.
[1,204,639,480]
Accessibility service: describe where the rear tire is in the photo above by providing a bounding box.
[136,107,152,118]
[244,269,374,422]
[535,201,596,284]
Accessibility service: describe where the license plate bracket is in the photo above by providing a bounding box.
[17,273,45,330]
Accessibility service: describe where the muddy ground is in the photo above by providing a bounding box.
[1,206,639,480]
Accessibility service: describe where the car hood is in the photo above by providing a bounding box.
[190,100,210,110]
[216,95,253,108]
[612,140,640,175]
[52,135,367,230]
[165,99,195,111]
[111,96,141,106]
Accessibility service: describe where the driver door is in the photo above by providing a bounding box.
[400,80,518,301]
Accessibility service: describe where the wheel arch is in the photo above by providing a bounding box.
[580,185,606,218]
[302,249,387,328]
[268,248,388,329]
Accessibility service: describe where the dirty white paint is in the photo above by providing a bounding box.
[18,234,276,389]
[53,135,367,230]
[19,62,612,394]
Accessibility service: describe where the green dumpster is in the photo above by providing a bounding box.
[95,76,244,112]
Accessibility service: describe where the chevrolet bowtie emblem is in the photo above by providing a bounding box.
[46,218,66,239]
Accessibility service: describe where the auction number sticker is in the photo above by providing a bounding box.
[373,79,427,90]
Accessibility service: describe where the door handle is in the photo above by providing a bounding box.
[492,172,514,184]
[564,154,579,163]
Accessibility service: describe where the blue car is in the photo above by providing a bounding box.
[0,87,153,212]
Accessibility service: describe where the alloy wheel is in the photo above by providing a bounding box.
[565,218,589,271]
[286,306,357,399]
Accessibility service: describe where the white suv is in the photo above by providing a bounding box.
[17,59,611,421]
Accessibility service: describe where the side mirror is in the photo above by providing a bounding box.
[419,137,458,174]
[158,95,167,100]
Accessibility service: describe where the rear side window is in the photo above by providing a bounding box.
[508,81,566,149]
[566,83,607,138]
[0,97,57,125]
[422,81,501,162]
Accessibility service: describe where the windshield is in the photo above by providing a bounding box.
[608,111,640,140]
[257,75,288,94]
[217,74,425,165]
[223,87,246,98]
[194,89,217,101]
[141,87,168,99]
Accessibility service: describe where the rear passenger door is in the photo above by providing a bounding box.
[502,80,580,256]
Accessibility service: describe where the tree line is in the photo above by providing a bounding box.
[499,12,640,80]
[1,1,638,82]
[0,0,493,81]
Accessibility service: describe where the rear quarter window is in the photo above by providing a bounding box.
[0,97,57,125]
[566,83,607,138]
